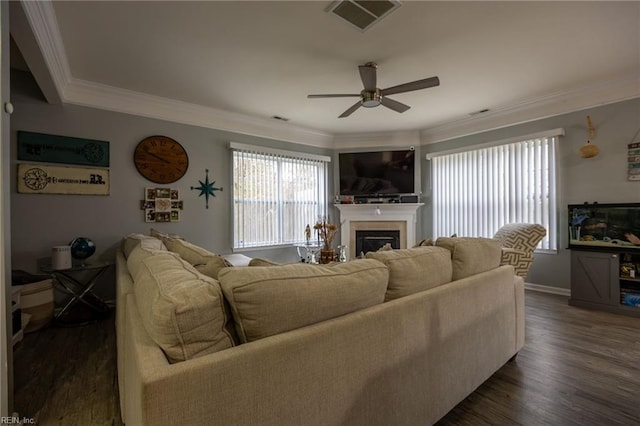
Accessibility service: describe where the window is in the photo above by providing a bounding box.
[429,129,562,251]
[231,143,330,249]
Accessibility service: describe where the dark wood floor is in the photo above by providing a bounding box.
[12,290,640,425]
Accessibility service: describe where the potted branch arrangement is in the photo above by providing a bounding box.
[314,217,338,264]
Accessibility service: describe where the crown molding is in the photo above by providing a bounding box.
[21,0,639,150]
[333,130,421,150]
[19,0,70,93]
[63,77,335,148]
[420,74,640,144]
[20,0,335,149]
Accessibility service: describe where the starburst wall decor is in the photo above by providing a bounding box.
[191,169,223,209]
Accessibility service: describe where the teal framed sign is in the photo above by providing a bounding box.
[17,131,109,167]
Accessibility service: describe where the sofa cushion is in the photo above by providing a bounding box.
[150,228,184,240]
[121,233,166,259]
[412,238,433,247]
[435,237,502,280]
[161,238,232,279]
[132,250,235,363]
[126,244,168,280]
[365,246,452,301]
[218,259,389,343]
[248,258,281,266]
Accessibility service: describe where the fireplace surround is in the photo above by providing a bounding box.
[335,203,424,260]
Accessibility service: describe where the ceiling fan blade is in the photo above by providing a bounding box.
[380,76,440,96]
[358,64,377,92]
[308,94,361,98]
[339,101,362,118]
[380,97,410,113]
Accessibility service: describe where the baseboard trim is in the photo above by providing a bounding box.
[524,282,570,297]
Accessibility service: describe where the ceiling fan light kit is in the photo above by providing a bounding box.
[308,62,439,118]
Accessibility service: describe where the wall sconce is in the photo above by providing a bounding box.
[579,115,599,158]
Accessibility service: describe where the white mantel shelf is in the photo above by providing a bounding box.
[334,203,424,258]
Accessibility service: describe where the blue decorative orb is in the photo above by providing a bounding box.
[69,237,96,260]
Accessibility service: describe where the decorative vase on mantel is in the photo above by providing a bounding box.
[319,248,335,264]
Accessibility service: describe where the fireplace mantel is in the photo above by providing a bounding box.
[335,203,424,259]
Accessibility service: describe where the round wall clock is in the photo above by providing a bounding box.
[134,135,189,184]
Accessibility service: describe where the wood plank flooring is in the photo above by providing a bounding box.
[12,311,122,426]
[437,291,640,425]
[12,290,640,425]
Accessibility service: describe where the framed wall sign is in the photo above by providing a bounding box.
[17,131,109,167]
[17,163,109,195]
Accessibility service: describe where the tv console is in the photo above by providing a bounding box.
[348,195,419,204]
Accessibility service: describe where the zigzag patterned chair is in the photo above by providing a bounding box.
[493,223,547,279]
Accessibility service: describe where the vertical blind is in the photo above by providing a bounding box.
[231,143,330,249]
[431,133,559,250]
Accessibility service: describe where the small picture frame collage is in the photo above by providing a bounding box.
[141,187,184,222]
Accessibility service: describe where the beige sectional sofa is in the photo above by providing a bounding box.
[116,234,525,426]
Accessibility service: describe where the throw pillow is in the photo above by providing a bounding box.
[412,238,433,248]
[218,259,389,343]
[435,237,502,280]
[133,251,236,363]
[121,233,166,259]
[365,246,452,300]
[150,228,184,240]
[162,238,233,280]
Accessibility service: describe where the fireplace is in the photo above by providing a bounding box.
[335,203,423,260]
[356,230,401,256]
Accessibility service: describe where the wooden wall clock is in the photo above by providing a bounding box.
[134,135,189,184]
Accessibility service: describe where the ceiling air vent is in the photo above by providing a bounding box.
[328,1,402,32]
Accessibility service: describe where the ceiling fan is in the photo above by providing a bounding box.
[307,62,439,118]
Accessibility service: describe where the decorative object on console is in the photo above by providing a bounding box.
[134,135,189,184]
[69,237,96,262]
[191,169,223,209]
[337,245,348,262]
[314,218,338,263]
[141,188,183,222]
[51,245,72,270]
[579,115,599,159]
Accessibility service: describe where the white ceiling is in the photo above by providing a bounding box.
[12,1,640,147]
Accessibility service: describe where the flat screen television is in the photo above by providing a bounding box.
[339,149,415,196]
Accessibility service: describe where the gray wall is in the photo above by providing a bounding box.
[10,68,640,293]
[421,97,640,289]
[9,71,332,299]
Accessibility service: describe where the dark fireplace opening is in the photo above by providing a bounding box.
[356,230,400,257]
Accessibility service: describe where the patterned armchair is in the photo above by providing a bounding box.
[493,223,546,279]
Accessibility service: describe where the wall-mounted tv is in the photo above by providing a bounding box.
[339,149,415,196]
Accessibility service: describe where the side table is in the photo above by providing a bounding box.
[38,258,113,326]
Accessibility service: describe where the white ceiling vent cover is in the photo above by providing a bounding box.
[327,1,402,32]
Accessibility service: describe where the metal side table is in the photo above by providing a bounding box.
[39,258,113,326]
